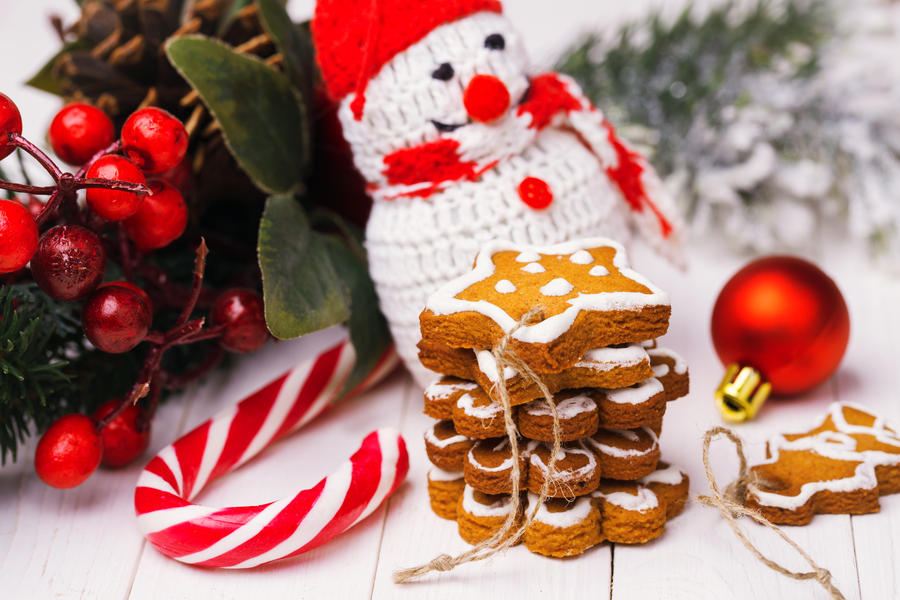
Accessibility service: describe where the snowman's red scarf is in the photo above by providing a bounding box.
[372,73,674,238]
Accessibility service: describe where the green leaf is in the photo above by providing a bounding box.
[258,194,349,339]
[320,236,392,397]
[26,39,91,96]
[165,35,306,194]
[256,0,313,175]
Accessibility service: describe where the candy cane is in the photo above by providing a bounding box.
[134,337,408,568]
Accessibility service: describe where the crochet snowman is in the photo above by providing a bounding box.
[312,0,684,385]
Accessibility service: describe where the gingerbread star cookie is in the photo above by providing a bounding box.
[420,238,671,373]
[745,402,900,525]
[418,340,653,406]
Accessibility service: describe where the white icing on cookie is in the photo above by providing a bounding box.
[589,265,610,277]
[652,363,670,378]
[638,465,686,486]
[575,344,649,371]
[515,251,541,263]
[529,442,597,481]
[424,423,469,449]
[539,278,574,296]
[523,395,595,420]
[648,347,688,375]
[476,350,518,383]
[428,467,464,482]
[521,262,546,274]
[495,279,517,294]
[569,250,593,265]
[456,393,502,419]
[604,377,665,405]
[585,427,658,458]
[425,379,479,400]
[462,485,515,518]
[425,238,670,345]
[593,487,659,512]
[467,438,526,473]
[528,493,594,527]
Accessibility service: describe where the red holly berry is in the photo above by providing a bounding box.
[85,155,147,221]
[122,181,188,250]
[31,225,107,301]
[121,107,188,174]
[48,103,115,166]
[82,283,152,353]
[92,399,151,468]
[100,281,152,314]
[34,414,102,489]
[211,289,269,353]
[0,198,39,274]
[0,92,23,160]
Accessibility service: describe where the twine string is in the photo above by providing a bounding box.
[394,308,562,583]
[698,427,846,600]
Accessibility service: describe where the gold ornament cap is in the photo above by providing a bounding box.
[715,363,772,423]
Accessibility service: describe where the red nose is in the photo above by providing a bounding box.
[463,74,511,123]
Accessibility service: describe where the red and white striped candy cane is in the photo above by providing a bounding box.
[134,337,408,568]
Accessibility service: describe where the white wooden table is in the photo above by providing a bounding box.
[3,2,900,599]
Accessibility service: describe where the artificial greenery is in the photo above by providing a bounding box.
[1,0,389,461]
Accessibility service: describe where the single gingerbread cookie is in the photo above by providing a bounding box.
[427,468,466,520]
[420,238,671,374]
[517,392,601,442]
[424,420,474,472]
[648,347,689,402]
[745,402,900,525]
[522,494,603,557]
[423,377,480,420]
[584,426,660,480]
[456,485,522,545]
[591,377,668,429]
[451,385,508,439]
[592,464,690,544]
[419,339,653,406]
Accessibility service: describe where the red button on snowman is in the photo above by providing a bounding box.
[312,0,684,384]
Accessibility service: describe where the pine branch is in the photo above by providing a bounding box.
[557,0,832,173]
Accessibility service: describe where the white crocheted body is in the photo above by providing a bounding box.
[366,128,628,385]
[335,11,670,385]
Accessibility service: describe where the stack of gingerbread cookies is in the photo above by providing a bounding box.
[417,238,691,557]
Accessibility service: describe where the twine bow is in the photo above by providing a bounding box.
[394,309,563,583]
[698,427,846,600]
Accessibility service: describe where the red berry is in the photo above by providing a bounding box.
[34,414,102,489]
[31,225,107,301]
[0,92,23,160]
[0,198,39,274]
[92,399,151,468]
[100,281,152,314]
[82,283,152,353]
[85,155,147,221]
[211,289,269,353]
[48,103,115,166]
[22,195,44,219]
[122,181,188,250]
[121,107,188,174]
[158,154,194,197]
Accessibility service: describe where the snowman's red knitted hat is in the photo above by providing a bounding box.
[313,0,503,119]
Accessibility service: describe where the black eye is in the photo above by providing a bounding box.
[485,34,505,50]
[431,63,454,81]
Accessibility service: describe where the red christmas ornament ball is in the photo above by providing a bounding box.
[711,255,850,396]
[34,414,102,489]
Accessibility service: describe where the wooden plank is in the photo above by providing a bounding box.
[128,328,410,600]
[370,372,613,599]
[0,386,192,600]
[840,260,900,600]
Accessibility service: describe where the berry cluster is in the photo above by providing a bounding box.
[0,93,270,487]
